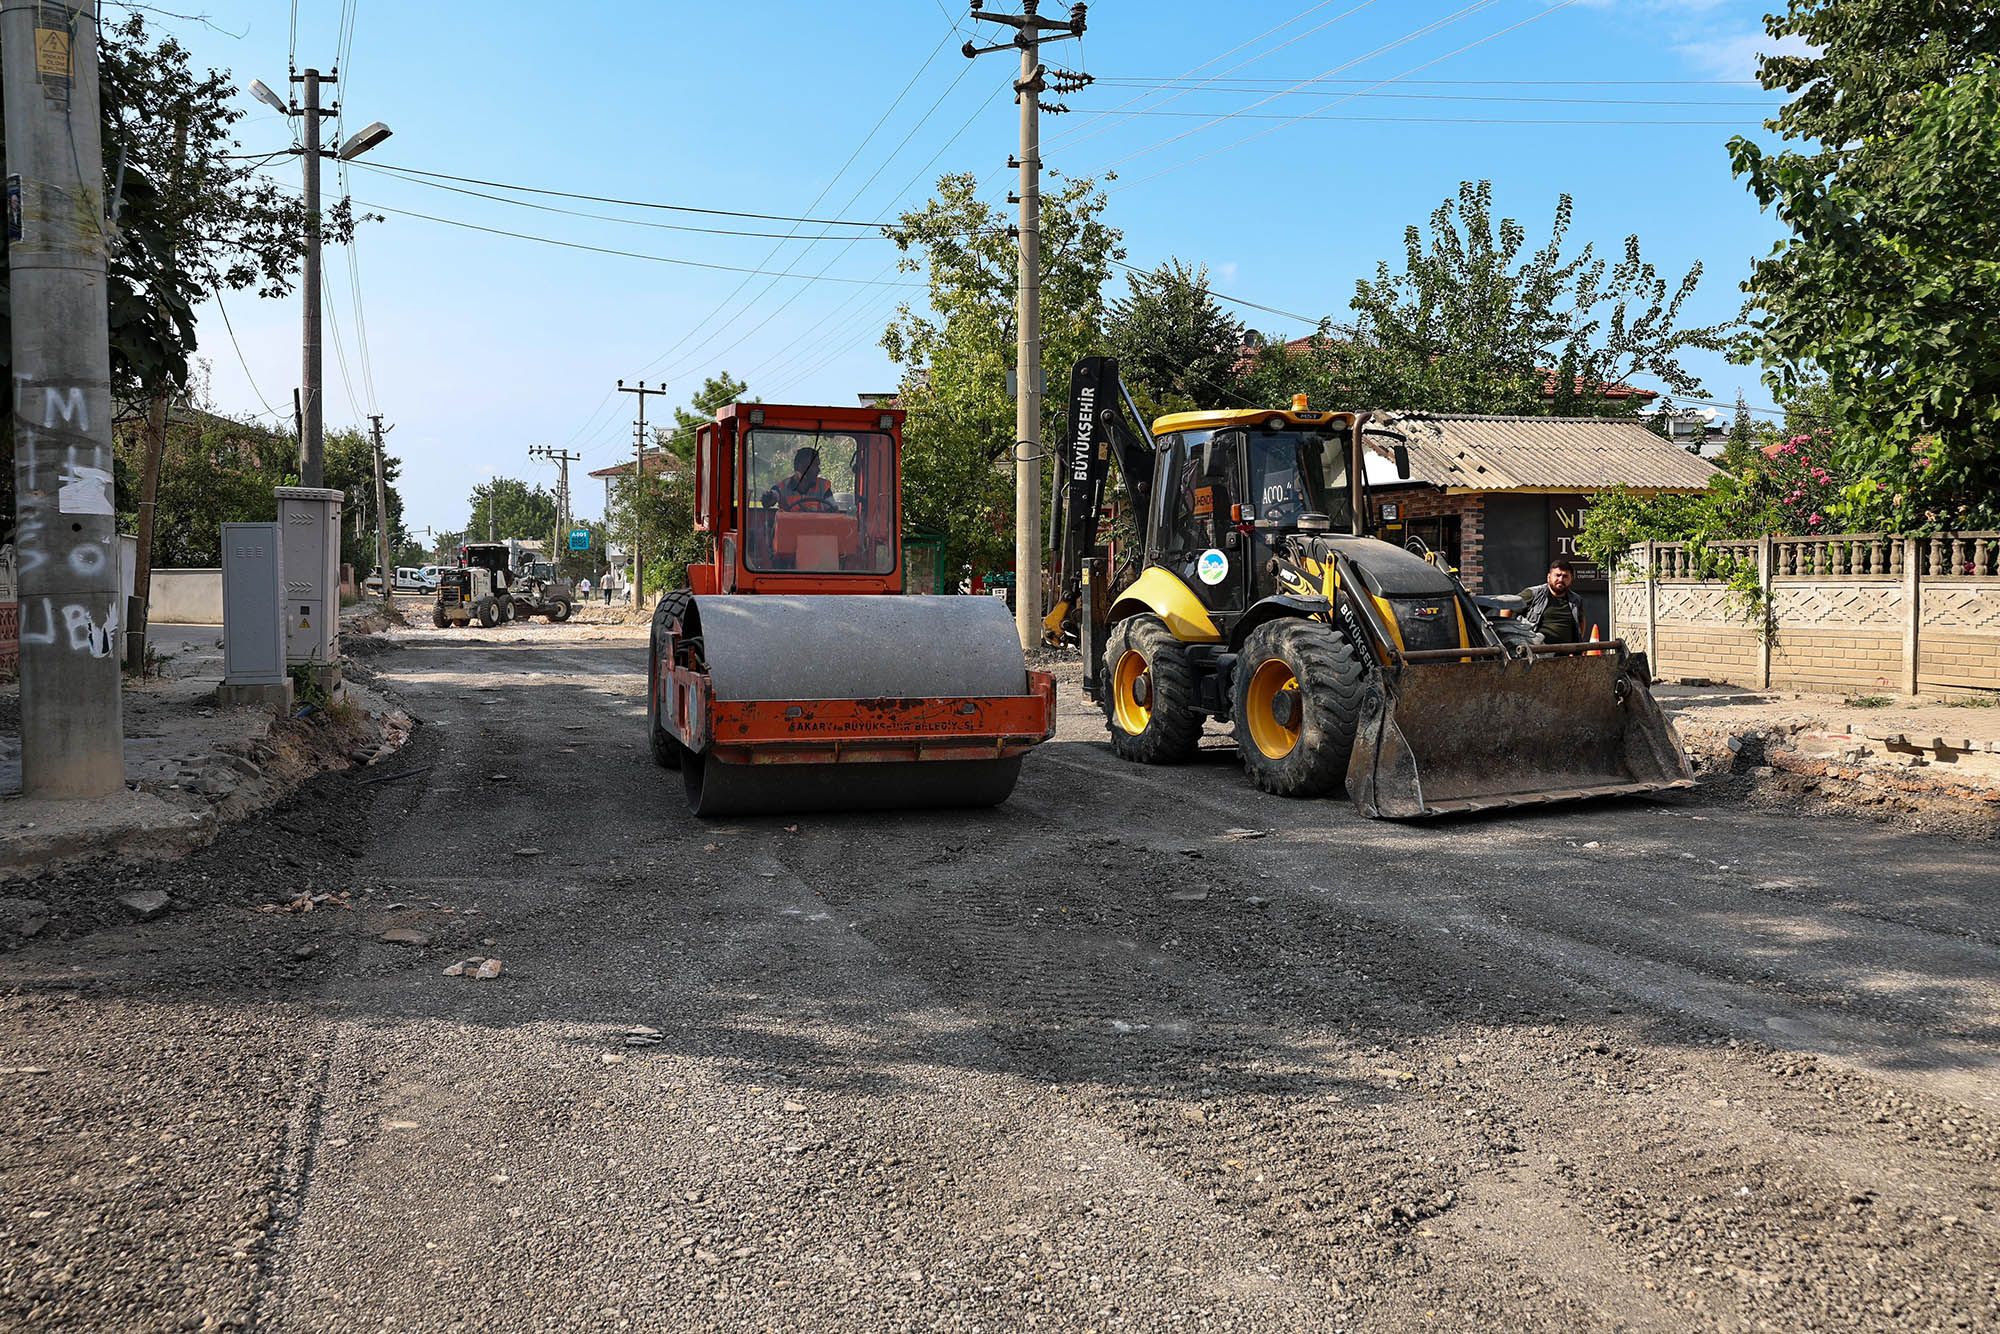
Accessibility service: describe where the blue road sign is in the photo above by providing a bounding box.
[567,528,591,551]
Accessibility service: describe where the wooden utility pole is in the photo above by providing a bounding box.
[126,110,190,671]
[3,0,125,796]
[369,414,393,608]
[965,1,1085,649]
[616,379,669,607]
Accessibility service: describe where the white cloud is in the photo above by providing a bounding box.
[1675,31,1811,82]
[1218,262,1239,284]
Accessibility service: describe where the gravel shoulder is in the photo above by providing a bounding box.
[2,627,1994,1330]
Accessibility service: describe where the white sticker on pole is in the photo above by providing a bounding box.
[1196,548,1229,585]
[58,462,114,516]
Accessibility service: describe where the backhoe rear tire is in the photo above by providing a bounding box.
[432,605,448,629]
[1231,618,1366,798]
[1102,613,1202,765]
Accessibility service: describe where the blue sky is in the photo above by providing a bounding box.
[156,0,1805,538]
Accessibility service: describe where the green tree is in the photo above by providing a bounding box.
[882,171,1124,575]
[324,427,404,579]
[114,408,290,567]
[611,473,706,594]
[1337,181,1730,416]
[664,372,750,460]
[467,478,559,546]
[1732,23,2000,528]
[1105,259,1245,410]
[1726,391,1756,454]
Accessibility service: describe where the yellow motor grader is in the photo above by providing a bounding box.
[1046,356,1692,817]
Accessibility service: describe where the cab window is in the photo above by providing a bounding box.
[742,427,897,575]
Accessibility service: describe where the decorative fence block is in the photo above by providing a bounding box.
[1612,533,1999,696]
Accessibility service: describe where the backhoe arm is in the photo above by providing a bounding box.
[1045,356,1155,644]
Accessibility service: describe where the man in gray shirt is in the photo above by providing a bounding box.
[1519,559,1585,644]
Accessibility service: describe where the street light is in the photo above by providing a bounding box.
[248,78,289,115]
[336,121,393,161]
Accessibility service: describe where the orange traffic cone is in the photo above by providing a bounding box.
[1587,622,1603,655]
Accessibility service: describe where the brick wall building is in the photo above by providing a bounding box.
[1363,414,1718,631]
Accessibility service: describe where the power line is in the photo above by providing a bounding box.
[618,22,965,389]
[260,180,928,285]
[1041,0,1384,163]
[1099,110,1760,125]
[1117,0,1586,191]
[1090,75,1763,86]
[1099,0,1507,177]
[359,161,914,228]
[1086,84,1778,106]
[213,288,283,421]
[351,162,961,241]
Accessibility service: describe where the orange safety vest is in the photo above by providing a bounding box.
[777,475,835,513]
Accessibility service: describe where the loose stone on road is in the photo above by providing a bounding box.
[1,617,1995,1330]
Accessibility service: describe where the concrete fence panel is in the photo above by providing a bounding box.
[1611,533,1999,698]
[148,569,225,625]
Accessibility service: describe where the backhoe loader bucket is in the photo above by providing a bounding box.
[1347,645,1693,818]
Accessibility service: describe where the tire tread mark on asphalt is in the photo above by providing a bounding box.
[243,1037,337,1331]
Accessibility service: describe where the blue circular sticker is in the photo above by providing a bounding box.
[1196,548,1229,585]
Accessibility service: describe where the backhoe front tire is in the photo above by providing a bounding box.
[1231,618,1366,798]
[549,599,572,623]
[1102,613,1202,764]
[475,599,498,628]
[432,604,448,629]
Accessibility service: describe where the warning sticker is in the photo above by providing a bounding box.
[35,27,68,78]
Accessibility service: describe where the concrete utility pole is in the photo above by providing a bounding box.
[529,443,582,538]
[616,379,669,607]
[369,414,393,608]
[966,1,1086,649]
[247,66,390,485]
[296,67,333,487]
[3,0,125,798]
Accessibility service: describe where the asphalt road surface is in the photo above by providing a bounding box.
[3,622,1996,1331]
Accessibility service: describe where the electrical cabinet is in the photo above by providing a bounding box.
[221,522,285,686]
[275,486,342,669]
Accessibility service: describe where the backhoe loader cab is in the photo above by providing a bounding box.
[1053,356,1693,817]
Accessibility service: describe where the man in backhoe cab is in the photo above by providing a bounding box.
[1519,558,1585,645]
[762,447,836,513]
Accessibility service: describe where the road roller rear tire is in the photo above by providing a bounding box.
[1231,618,1365,797]
[682,749,1022,817]
[1102,613,1201,764]
[648,591,694,771]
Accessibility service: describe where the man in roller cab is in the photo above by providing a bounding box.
[762,447,837,513]
[1519,558,1585,645]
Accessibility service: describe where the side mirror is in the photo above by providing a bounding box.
[1394,444,1411,480]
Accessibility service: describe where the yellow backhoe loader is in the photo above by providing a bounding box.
[1046,356,1693,817]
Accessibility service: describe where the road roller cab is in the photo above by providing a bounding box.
[649,402,1056,816]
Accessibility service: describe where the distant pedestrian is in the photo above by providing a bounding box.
[578,576,592,600]
[603,573,615,606]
